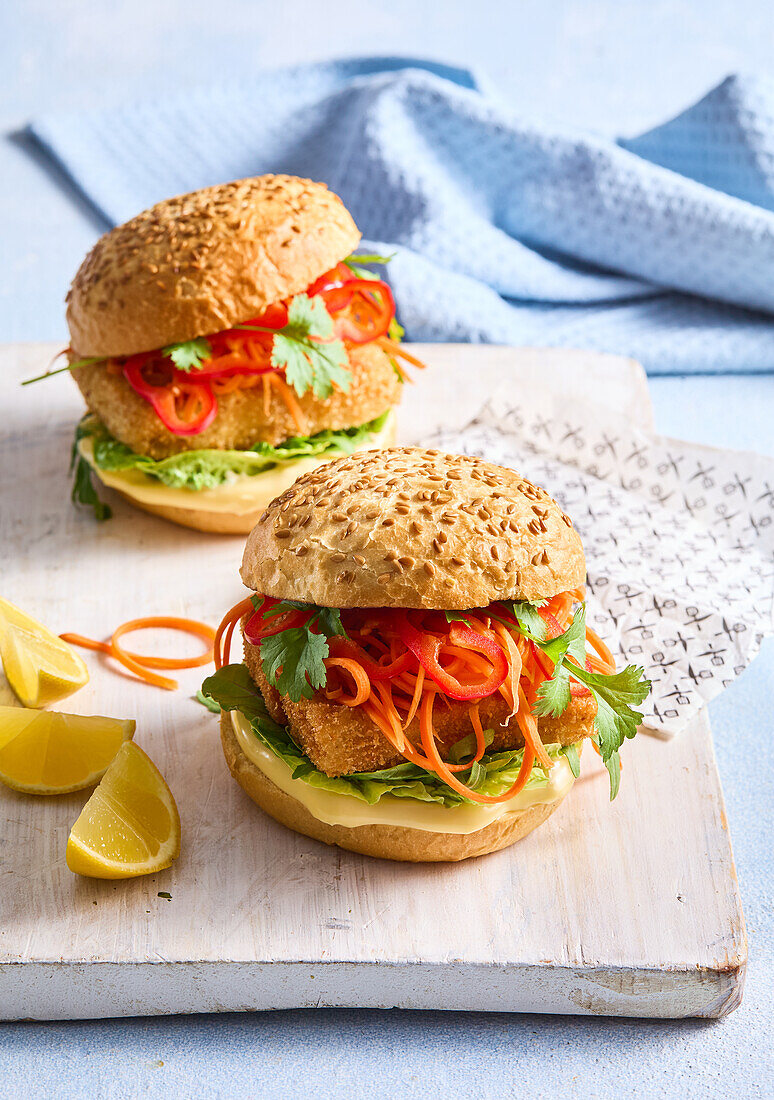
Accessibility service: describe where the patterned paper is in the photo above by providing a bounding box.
[427,385,774,737]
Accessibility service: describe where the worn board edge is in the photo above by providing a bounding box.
[0,957,744,1022]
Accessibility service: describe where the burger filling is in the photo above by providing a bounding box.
[27,255,423,518]
[203,590,651,811]
[72,409,393,492]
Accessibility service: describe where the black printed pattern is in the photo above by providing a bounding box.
[428,392,774,735]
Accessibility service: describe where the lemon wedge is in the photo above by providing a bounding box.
[0,597,89,708]
[66,741,181,879]
[0,705,134,794]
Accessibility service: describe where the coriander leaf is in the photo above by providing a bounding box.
[343,252,395,277]
[71,454,112,520]
[260,627,329,702]
[540,606,587,668]
[260,601,346,638]
[315,606,348,638]
[508,600,548,641]
[570,662,651,764]
[162,337,212,372]
[193,689,220,713]
[533,668,571,718]
[22,354,105,386]
[604,749,621,800]
[561,743,581,779]
[272,294,350,399]
[388,317,405,342]
[262,598,311,619]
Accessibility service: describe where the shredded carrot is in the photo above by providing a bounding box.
[585,627,616,673]
[266,372,307,434]
[220,587,618,805]
[516,684,554,772]
[213,597,256,669]
[376,337,427,372]
[324,658,371,706]
[468,702,488,763]
[61,616,216,691]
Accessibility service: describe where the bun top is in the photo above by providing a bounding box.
[240,448,586,609]
[66,175,361,358]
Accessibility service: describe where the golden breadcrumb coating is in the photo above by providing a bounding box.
[72,341,401,460]
[243,638,596,778]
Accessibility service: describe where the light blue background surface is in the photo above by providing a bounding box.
[2,2,773,1097]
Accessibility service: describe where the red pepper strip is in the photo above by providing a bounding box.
[243,597,311,644]
[569,657,593,697]
[123,357,217,435]
[538,608,564,640]
[308,263,395,344]
[180,356,274,379]
[397,617,507,701]
[327,279,395,344]
[327,635,413,681]
[307,262,355,297]
[230,301,290,337]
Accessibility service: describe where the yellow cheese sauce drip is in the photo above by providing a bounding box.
[231,710,578,835]
[78,412,396,516]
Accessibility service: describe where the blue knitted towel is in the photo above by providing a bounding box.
[28,59,774,374]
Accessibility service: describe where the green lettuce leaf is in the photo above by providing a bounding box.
[75,411,390,492]
[201,663,575,809]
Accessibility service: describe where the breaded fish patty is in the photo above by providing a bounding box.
[72,341,401,460]
[244,638,596,777]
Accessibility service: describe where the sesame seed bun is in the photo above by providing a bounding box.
[66,175,361,358]
[240,447,585,609]
[220,711,573,862]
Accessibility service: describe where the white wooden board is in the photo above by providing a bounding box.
[0,343,745,1020]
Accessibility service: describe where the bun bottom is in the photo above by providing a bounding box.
[111,491,266,534]
[220,714,569,863]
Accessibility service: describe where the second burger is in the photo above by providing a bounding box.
[46,174,423,532]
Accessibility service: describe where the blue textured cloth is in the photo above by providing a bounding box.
[27,59,774,374]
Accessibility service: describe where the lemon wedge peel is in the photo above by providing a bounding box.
[0,597,89,708]
[66,741,181,879]
[0,705,135,795]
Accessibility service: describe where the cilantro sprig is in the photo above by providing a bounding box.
[162,337,212,372]
[69,418,111,520]
[168,295,351,399]
[343,253,396,279]
[232,295,350,399]
[521,603,650,799]
[254,598,347,702]
[22,354,106,386]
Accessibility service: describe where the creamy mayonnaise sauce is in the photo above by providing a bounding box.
[230,710,577,835]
